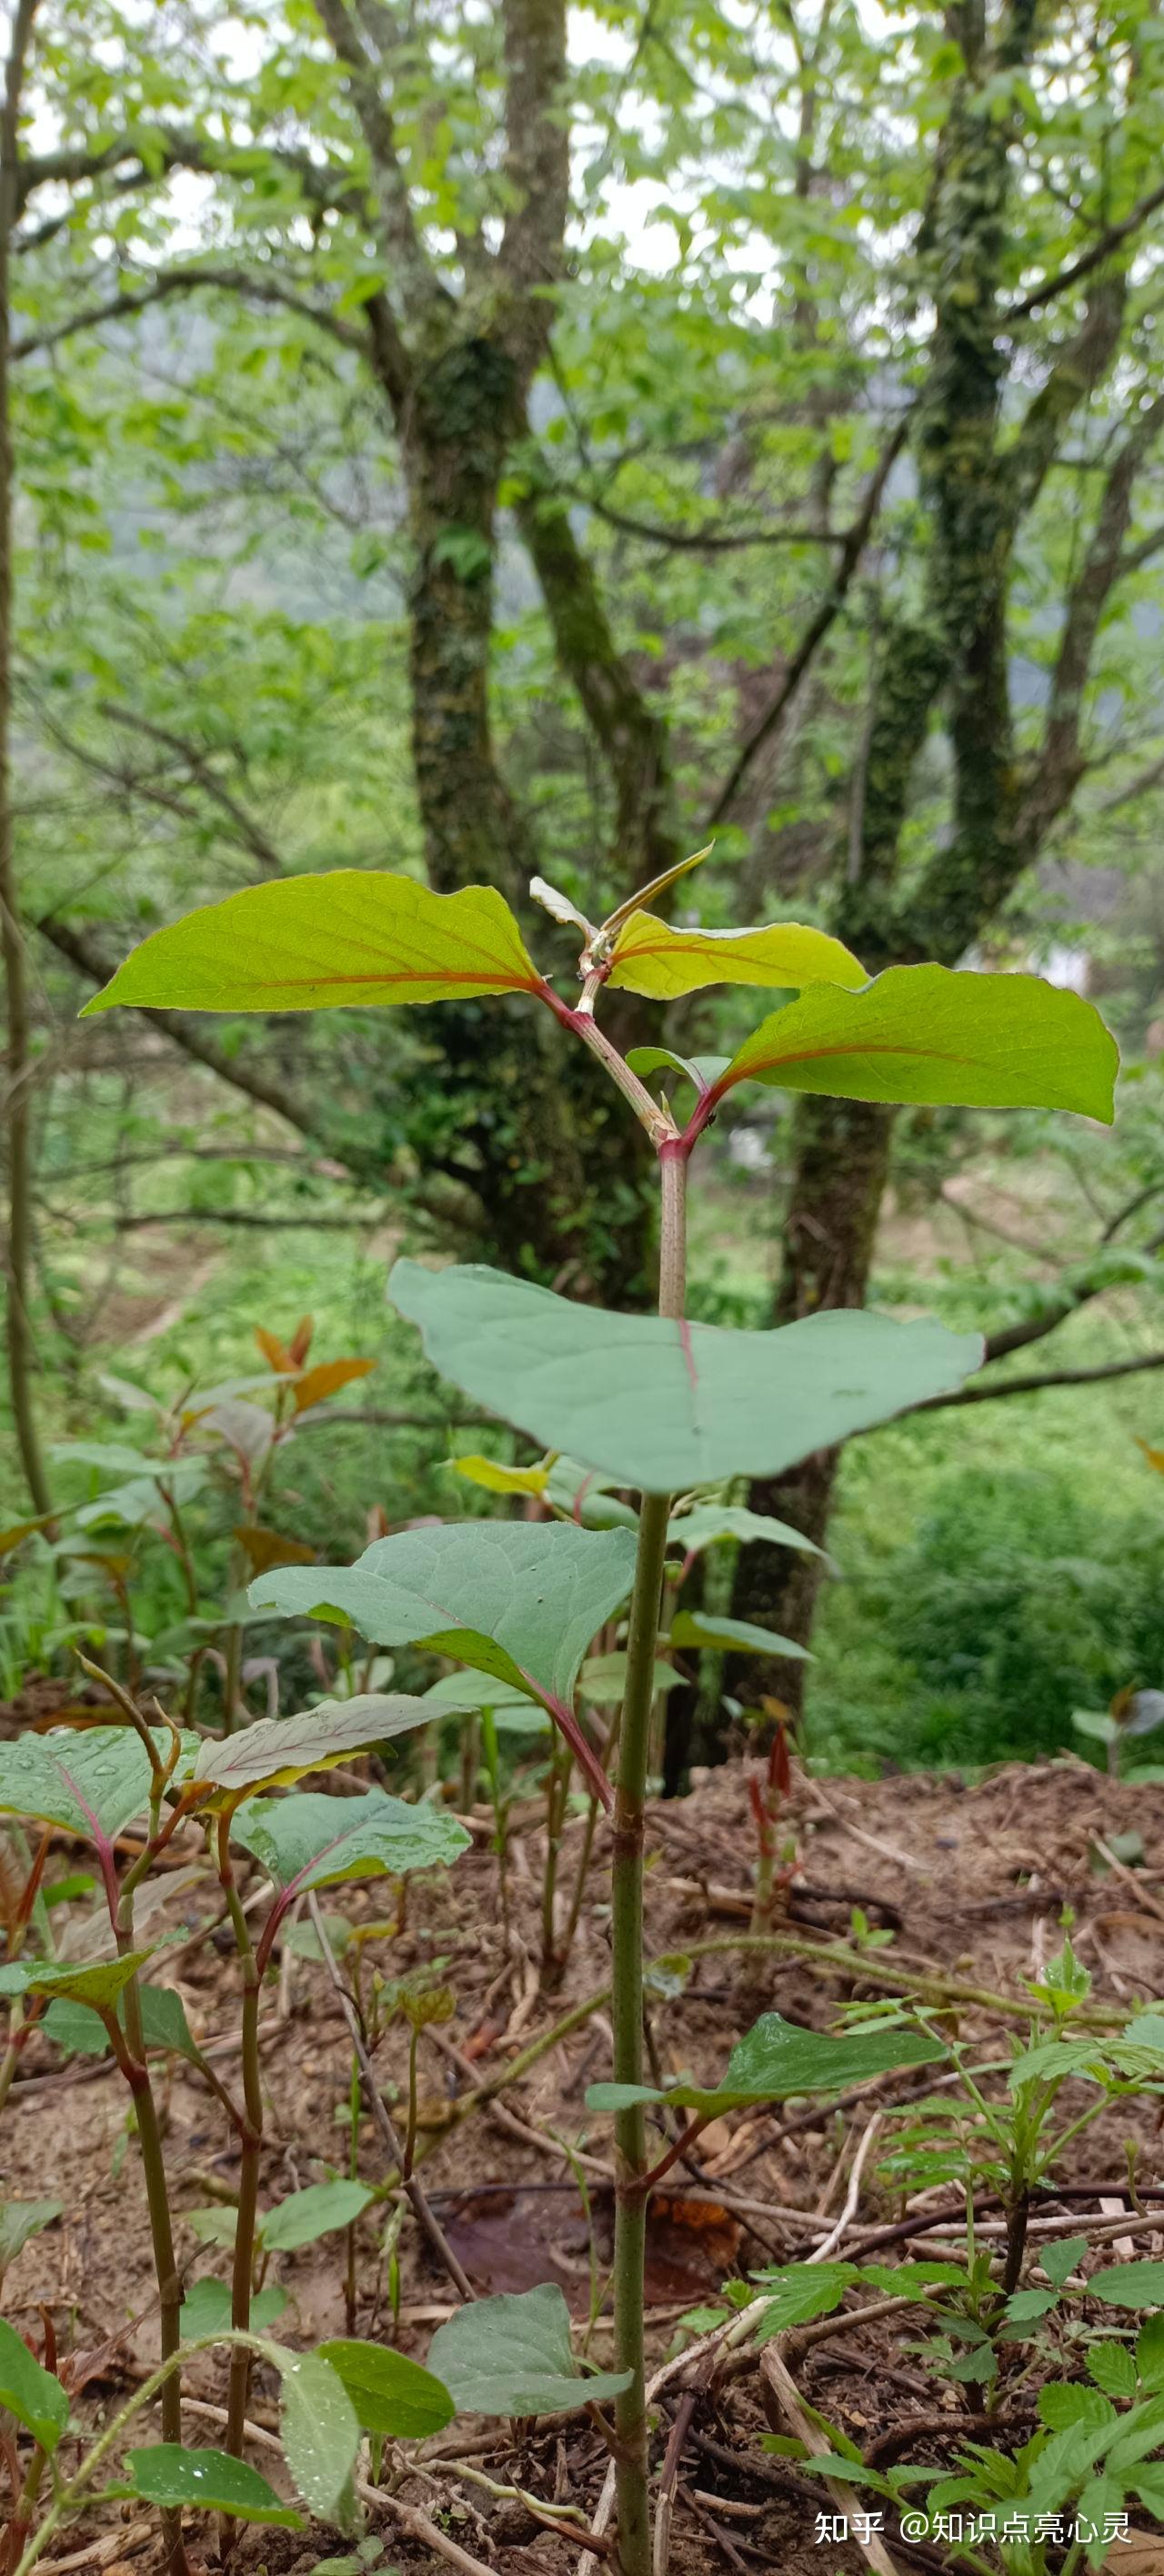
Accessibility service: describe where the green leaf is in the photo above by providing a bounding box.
[667,2013,944,2115]
[607,911,864,1001]
[0,1726,192,1846]
[387,1262,982,1494]
[81,871,545,1016]
[624,1046,730,1091]
[179,2279,287,2340]
[45,1985,199,2064]
[1088,2344,1138,2400]
[448,1454,549,1497]
[275,2348,361,2527]
[666,1504,825,1561]
[1005,2288,1059,2325]
[1139,2313,1164,2384]
[1041,2237,1089,2289]
[25,1953,153,2011]
[0,2201,61,2272]
[124,2445,302,2527]
[586,2082,664,2112]
[192,1694,443,1798]
[419,1671,540,1717]
[579,1653,682,1704]
[708,966,1118,1122]
[261,2181,374,2254]
[1091,2261,1164,2309]
[316,2340,454,2438]
[428,2283,632,2418]
[50,1441,173,1479]
[231,1787,469,1895]
[669,1609,811,1661]
[251,1523,637,1716]
[750,2266,858,2341]
[0,2317,69,2452]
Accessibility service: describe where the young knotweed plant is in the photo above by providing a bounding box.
[87,847,1119,2576]
[0,2309,457,2576]
[0,1685,470,2570]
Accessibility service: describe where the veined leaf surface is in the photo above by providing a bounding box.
[81,871,545,1016]
[607,911,864,1001]
[192,1695,443,1798]
[708,966,1118,1121]
[251,1521,637,1713]
[0,1726,195,1846]
[389,1260,981,1493]
[231,1786,469,1890]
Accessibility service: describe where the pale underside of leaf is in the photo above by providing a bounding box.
[192,1694,447,1796]
[81,871,545,1016]
[389,1259,983,1494]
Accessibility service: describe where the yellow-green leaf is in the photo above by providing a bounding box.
[707,967,1118,1120]
[448,1454,550,1496]
[80,872,545,1017]
[607,911,865,1001]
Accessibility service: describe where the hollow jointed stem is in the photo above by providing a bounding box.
[609,1140,687,2576]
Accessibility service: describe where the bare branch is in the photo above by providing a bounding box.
[1022,391,1164,845]
[98,702,284,876]
[1005,176,1164,325]
[572,493,848,553]
[312,0,444,325]
[515,453,678,887]
[702,419,908,830]
[892,1345,1164,1417]
[12,263,369,361]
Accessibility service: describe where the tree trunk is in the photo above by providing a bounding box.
[732,1093,894,1716]
[399,337,654,1296]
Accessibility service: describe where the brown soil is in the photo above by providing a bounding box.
[5,1754,1164,2576]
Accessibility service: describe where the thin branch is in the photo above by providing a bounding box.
[889,1345,1164,1417]
[305,1891,475,2301]
[702,418,908,829]
[575,491,849,552]
[1005,176,1164,324]
[312,0,443,325]
[98,702,283,875]
[55,1206,381,1233]
[13,265,369,362]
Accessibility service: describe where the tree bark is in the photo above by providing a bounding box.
[0,0,52,1517]
[734,1094,894,1721]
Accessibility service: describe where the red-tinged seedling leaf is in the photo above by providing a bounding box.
[606,911,864,1001]
[388,1259,982,1494]
[255,1326,296,1374]
[235,1525,316,1576]
[288,1316,314,1365]
[292,1357,376,1414]
[704,965,1118,1122]
[191,1694,447,1800]
[80,871,546,1015]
